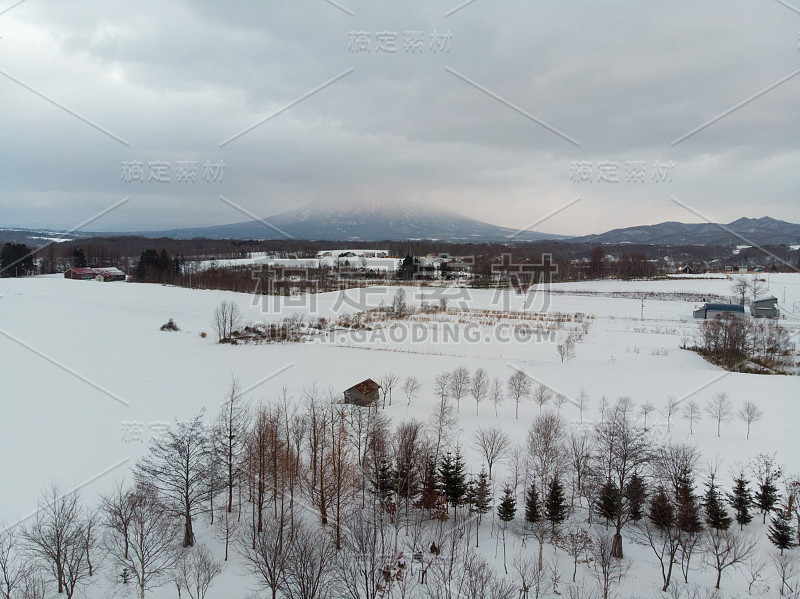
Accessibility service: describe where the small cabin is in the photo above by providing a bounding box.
[343,379,381,407]
[693,303,745,320]
[751,296,779,319]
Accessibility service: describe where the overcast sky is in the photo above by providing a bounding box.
[0,0,797,235]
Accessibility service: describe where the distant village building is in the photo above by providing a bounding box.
[343,379,381,407]
[64,267,126,282]
[678,264,701,274]
[316,249,389,259]
[692,303,745,319]
[750,296,779,319]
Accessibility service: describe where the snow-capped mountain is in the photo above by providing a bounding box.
[149,199,565,242]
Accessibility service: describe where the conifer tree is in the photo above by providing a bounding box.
[438,449,467,513]
[497,484,517,574]
[469,469,492,547]
[675,474,703,536]
[525,481,541,527]
[373,457,396,501]
[768,505,797,555]
[595,480,619,527]
[703,475,732,531]
[649,487,675,530]
[726,473,753,529]
[497,484,517,523]
[545,477,568,532]
[755,473,779,524]
[625,472,647,524]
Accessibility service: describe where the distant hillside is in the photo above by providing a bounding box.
[571,217,800,246]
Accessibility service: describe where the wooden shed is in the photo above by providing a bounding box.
[343,379,381,407]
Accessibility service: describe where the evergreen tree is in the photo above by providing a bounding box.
[703,475,732,531]
[397,254,416,281]
[0,243,35,277]
[625,472,647,523]
[726,474,754,529]
[470,469,492,519]
[595,480,620,526]
[373,457,396,500]
[755,475,780,524]
[649,487,675,531]
[438,449,467,511]
[768,506,797,555]
[524,481,541,527]
[497,484,517,524]
[675,474,703,535]
[71,247,87,268]
[545,477,568,532]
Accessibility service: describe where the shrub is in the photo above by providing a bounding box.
[160,318,179,332]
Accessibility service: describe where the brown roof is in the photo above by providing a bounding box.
[347,378,381,395]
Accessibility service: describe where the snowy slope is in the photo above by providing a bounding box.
[1,274,798,598]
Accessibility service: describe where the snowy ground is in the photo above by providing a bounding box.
[1,273,799,598]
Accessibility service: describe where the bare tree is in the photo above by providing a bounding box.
[136,412,209,547]
[531,384,552,415]
[489,377,504,417]
[513,550,546,599]
[282,521,336,599]
[381,372,399,408]
[682,400,702,435]
[553,393,568,415]
[557,333,577,363]
[738,400,763,440]
[211,505,240,562]
[703,527,757,590]
[639,401,655,428]
[731,277,749,305]
[107,483,181,599]
[212,301,242,342]
[334,507,387,599]
[448,367,470,413]
[556,523,593,582]
[430,373,456,463]
[403,376,421,407]
[771,552,799,597]
[470,368,488,415]
[175,544,223,599]
[748,277,768,303]
[508,370,531,420]
[21,482,95,598]
[591,529,629,599]
[663,396,679,433]
[237,513,289,599]
[100,478,136,561]
[213,377,249,514]
[569,429,592,508]
[472,426,511,480]
[576,388,589,424]
[0,525,42,599]
[705,392,733,437]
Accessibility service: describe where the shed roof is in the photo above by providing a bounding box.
[703,303,744,312]
[346,378,381,395]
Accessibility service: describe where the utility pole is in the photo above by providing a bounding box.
[641,296,644,321]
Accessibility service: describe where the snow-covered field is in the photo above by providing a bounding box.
[1,273,799,598]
